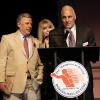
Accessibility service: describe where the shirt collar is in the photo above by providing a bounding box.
[71,24,76,33]
[18,30,31,39]
[64,24,76,33]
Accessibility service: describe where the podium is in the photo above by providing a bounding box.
[38,47,100,100]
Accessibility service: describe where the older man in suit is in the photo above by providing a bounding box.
[0,13,43,100]
[49,5,96,100]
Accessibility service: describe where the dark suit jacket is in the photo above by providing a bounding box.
[49,24,96,47]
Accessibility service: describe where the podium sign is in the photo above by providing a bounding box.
[51,61,89,98]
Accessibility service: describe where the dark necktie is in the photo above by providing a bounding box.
[24,37,29,58]
[67,29,76,47]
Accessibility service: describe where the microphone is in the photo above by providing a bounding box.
[66,28,71,33]
[64,29,70,39]
[42,35,49,43]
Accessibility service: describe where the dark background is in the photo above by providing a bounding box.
[0,0,100,46]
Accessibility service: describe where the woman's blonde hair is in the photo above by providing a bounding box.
[38,19,55,43]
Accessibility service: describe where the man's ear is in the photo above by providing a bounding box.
[17,22,20,28]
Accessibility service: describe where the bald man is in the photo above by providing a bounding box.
[49,5,96,100]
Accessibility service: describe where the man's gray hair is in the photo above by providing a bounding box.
[16,13,32,24]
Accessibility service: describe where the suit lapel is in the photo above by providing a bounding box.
[28,37,35,59]
[60,28,68,47]
[14,32,27,58]
[76,25,83,47]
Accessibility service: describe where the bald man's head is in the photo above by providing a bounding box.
[61,5,76,29]
[61,5,76,19]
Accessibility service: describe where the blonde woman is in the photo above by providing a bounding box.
[37,19,55,100]
[38,19,55,48]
